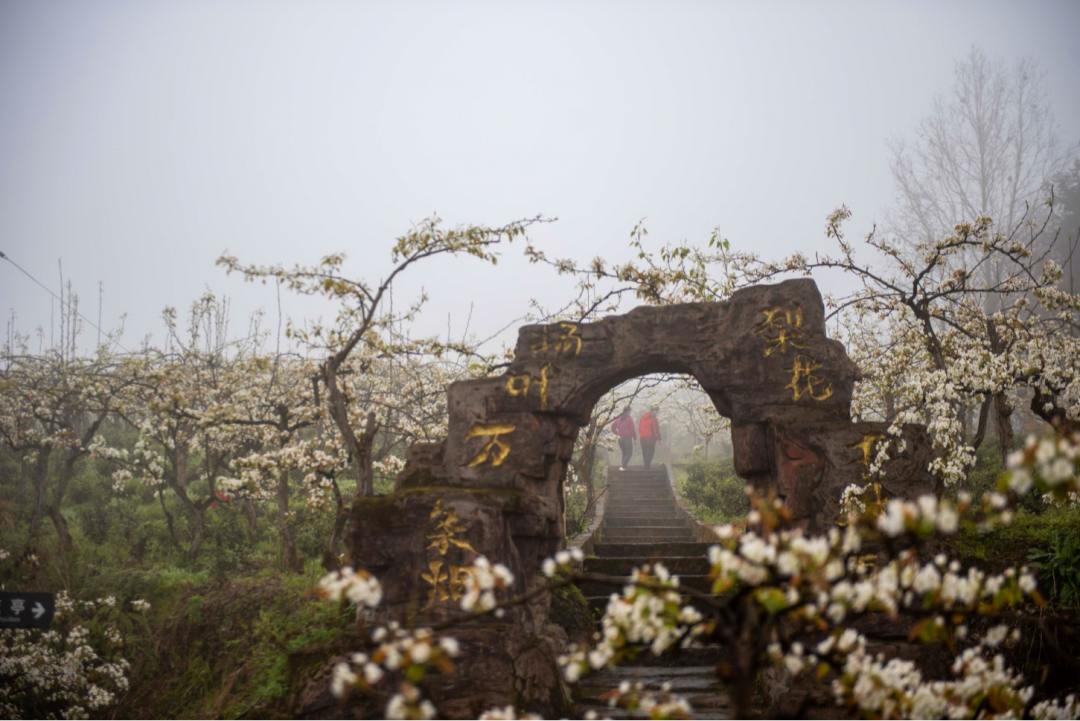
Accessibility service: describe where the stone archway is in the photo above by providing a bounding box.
[345,278,934,715]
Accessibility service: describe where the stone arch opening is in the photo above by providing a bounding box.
[563,371,733,539]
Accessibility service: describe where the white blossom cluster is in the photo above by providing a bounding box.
[600,679,693,719]
[875,495,960,537]
[0,592,132,720]
[477,705,543,719]
[458,556,515,613]
[559,562,708,683]
[540,547,584,578]
[328,616,460,718]
[839,483,867,516]
[1006,433,1080,504]
[318,566,384,608]
[817,625,1080,719]
[709,502,1036,627]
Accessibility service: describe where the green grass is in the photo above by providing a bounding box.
[120,569,354,719]
[953,504,1080,568]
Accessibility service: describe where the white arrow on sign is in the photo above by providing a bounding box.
[32,602,45,619]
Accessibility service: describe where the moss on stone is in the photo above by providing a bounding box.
[549,577,593,644]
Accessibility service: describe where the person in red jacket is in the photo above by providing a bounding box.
[638,406,662,470]
[610,407,637,470]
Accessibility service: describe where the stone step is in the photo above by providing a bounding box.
[593,542,713,558]
[616,645,732,667]
[598,532,700,544]
[602,535,694,546]
[576,574,713,597]
[607,498,679,509]
[607,490,670,498]
[596,526,695,537]
[603,521,686,533]
[605,509,681,518]
[603,509,684,520]
[574,706,728,721]
[585,556,713,576]
[607,490,672,501]
[579,665,725,693]
[585,594,712,618]
[575,666,734,719]
[604,517,686,529]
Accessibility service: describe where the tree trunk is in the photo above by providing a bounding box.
[169,468,206,562]
[277,467,302,573]
[334,410,381,566]
[187,506,205,561]
[242,499,257,532]
[45,503,73,553]
[28,446,52,542]
[322,477,348,572]
[1030,387,1080,435]
[970,396,992,454]
[47,456,79,553]
[351,410,380,498]
[158,486,184,554]
[984,318,1015,464]
[993,391,1014,466]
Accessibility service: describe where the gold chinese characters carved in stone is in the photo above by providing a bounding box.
[845,431,889,516]
[463,423,516,467]
[847,431,887,476]
[530,322,582,358]
[784,354,834,402]
[755,304,807,357]
[756,303,832,402]
[505,362,558,410]
[421,560,474,608]
[421,500,479,611]
[426,499,478,555]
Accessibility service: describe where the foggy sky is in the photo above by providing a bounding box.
[2,0,1079,354]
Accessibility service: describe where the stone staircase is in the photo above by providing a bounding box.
[573,466,734,719]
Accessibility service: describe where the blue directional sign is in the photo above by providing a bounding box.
[0,592,55,629]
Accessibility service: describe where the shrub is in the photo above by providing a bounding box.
[680,457,749,523]
[292,507,335,561]
[1028,532,1080,611]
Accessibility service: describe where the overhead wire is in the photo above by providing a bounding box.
[0,250,132,354]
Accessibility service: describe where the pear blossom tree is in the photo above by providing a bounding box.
[884,48,1076,284]
[97,294,274,560]
[0,341,141,552]
[218,216,546,498]
[218,217,547,569]
[215,349,478,571]
[205,353,325,571]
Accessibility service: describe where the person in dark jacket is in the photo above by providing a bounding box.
[611,407,637,470]
[638,406,662,470]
